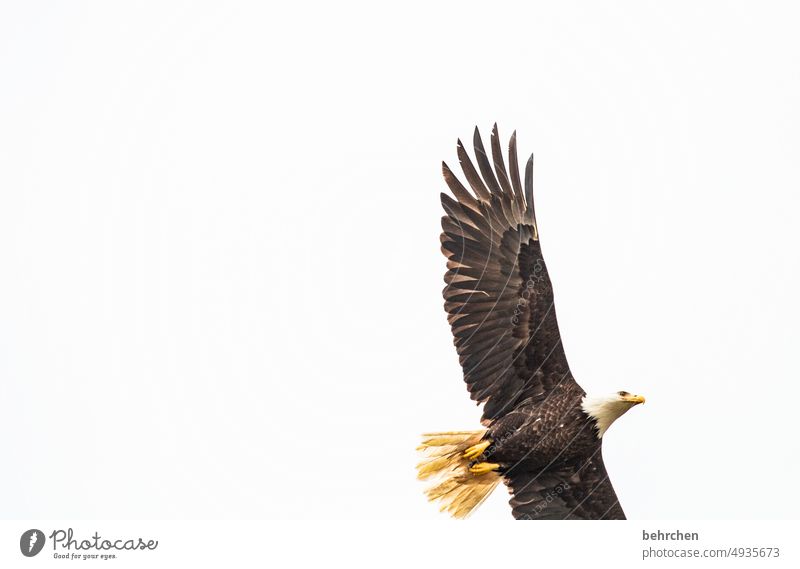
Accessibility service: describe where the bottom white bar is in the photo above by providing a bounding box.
[1,520,796,568]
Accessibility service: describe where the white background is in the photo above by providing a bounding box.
[1,1,799,520]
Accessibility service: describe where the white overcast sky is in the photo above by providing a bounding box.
[1,1,799,520]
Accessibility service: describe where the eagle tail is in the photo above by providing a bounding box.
[416,430,501,519]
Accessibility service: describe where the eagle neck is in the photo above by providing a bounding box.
[580,395,629,439]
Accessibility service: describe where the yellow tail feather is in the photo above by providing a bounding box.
[416,430,501,519]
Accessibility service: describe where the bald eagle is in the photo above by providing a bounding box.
[416,125,645,520]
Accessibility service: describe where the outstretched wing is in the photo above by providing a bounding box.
[440,125,582,424]
[506,450,626,520]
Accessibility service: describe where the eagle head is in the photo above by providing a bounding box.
[581,391,645,438]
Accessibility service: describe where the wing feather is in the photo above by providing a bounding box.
[508,131,526,215]
[524,153,536,232]
[490,123,514,195]
[506,451,626,520]
[457,139,492,201]
[473,127,503,197]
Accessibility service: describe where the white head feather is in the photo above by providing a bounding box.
[581,391,645,438]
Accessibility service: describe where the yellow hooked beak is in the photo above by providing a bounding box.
[622,394,646,405]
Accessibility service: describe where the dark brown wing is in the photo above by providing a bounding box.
[506,450,626,520]
[440,125,583,424]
